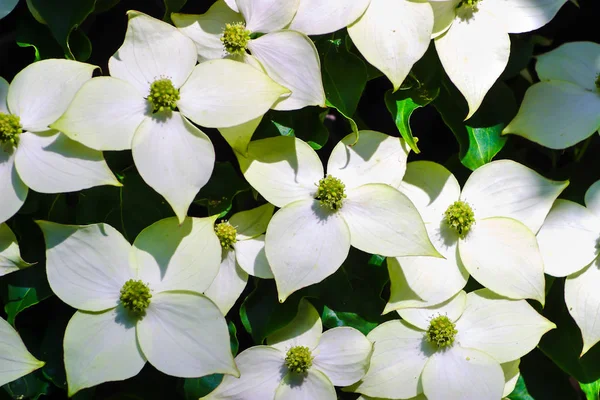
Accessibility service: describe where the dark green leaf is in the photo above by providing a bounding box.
[15,10,64,61]
[195,162,250,217]
[2,370,50,400]
[163,0,187,22]
[94,0,120,14]
[501,35,534,81]
[508,376,535,400]
[40,303,74,390]
[253,108,329,150]
[581,380,600,400]
[2,267,52,326]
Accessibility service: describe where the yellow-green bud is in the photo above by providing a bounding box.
[444,200,475,238]
[315,175,346,211]
[215,221,237,249]
[120,279,152,315]
[426,315,458,348]
[285,346,313,373]
[221,22,251,56]
[0,112,22,149]
[148,78,179,113]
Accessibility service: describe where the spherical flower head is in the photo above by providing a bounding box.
[426,315,458,348]
[120,279,152,314]
[215,221,237,249]
[285,346,313,373]
[221,22,251,56]
[148,78,180,113]
[444,200,475,238]
[0,112,22,149]
[456,0,480,19]
[315,175,346,211]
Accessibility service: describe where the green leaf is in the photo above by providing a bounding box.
[581,380,600,400]
[253,108,329,150]
[2,370,50,400]
[508,376,535,400]
[501,35,534,81]
[195,162,250,217]
[15,10,64,61]
[163,0,187,22]
[39,303,74,390]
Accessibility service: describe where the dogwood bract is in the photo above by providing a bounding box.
[0,315,45,387]
[37,217,237,396]
[238,130,439,301]
[536,179,600,355]
[203,299,372,400]
[0,223,33,277]
[52,11,288,222]
[350,290,554,399]
[431,0,568,118]
[206,203,275,314]
[393,160,567,306]
[0,59,120,224]
[504,41,600,149]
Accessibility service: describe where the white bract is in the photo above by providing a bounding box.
[203,298,372,400]
[0,59,120,224]
[504,41,600,149]
[431,0,569,119]
[536,179,600,355]
[238,130,439,301]
[52,11,288,222]
[393,160,567,307]
[206,203,275,314]
[0,315,45,387]
[0,0,18,20]
[172,0,326,117]
[37,217,238,396]
[350,290,554,400]
[0,223,33,277]
[347,0,434,91]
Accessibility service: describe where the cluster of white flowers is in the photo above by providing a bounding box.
[1,0,597,399]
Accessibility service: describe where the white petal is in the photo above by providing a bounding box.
[236,0,299,32]
[502,360,521,397]
[238,136,323,208]
[398,291,467,331]
[223,0,239,12]
[347,0,434,91]
[340,184,439,257]
[275,369,336,400]
[458,217,546,304]
[172,1,244,62]
[326,130,409,190]
[37,221,133,311]
[586,180,600,219]
[268,298,322,351]
[435,11,510,119]
[231,203,274,240]
[536,199,600,277]
[108,11,197,94]
[431,1,459,38]
[0,316,44,387]
[352,320,431,399]
[461,159,568,234]
[64,309,145,396]
[398,161,461,224]
[289,0,371,35]
[0,223,32,277]
[179,59,288,128]
[234,235,273,278]
[0,150,27,224]
[0,0,18,20]
[51,77,148,151]
[457,289,555,362]
[479,0,568,33]
[421,345,504,400]
[218,116,262,155]
[132,112,215,222]
[7,59,95,132]
[138,291,238,377]
[132,216,221,293]
[265,199,351,302]
[0,77,9,113]
[503,81,600,150]
[313,327,373,386]
[15,131,120,193]
[204,249,249,315]
[203,346,284,400]
[536,41,600,90]
[249,31,326,111]
[565,261,600,356]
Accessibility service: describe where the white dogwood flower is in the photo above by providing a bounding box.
[203,299,372,400]
[0,315,45,386]
[37,217,237,396]
[0,223,33,277]
[504,41,600,149]
[350,290,554,399]
[239,130,439,301]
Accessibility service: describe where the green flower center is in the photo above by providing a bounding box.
[0,112,22,148]
[426,315,458,348]
[120,279,152,314]
[444,200,475,238]
[221,22,251,56]
[215,221,237,249]
[285,346,313,373]
[315,175,346,211]
[148,78,179,113]
[456,0,480,19]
